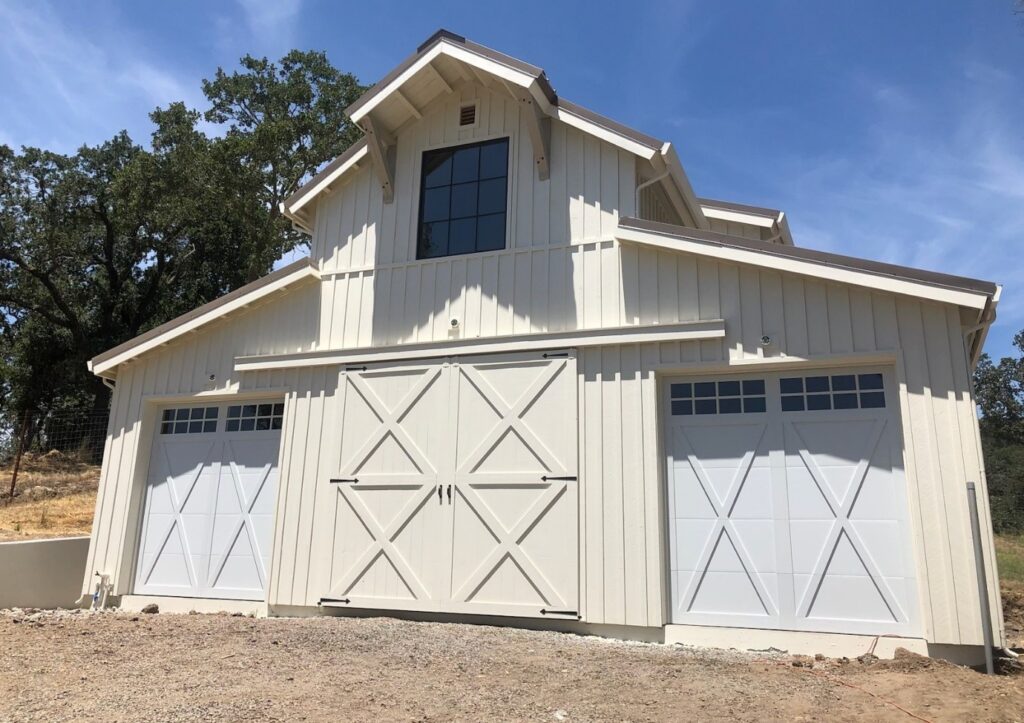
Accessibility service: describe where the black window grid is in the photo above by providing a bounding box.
[417,137,509,259]
[226,402,284,432]
[670,379,767,416]
[779,373,885,412]
[160,407,219,435]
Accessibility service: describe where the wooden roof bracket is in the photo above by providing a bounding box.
[362,115,396,204]
[516,88,551,181]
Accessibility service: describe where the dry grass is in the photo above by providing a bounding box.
[0,451,100,541]
[997,534,1024,649]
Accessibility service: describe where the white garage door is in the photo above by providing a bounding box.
[322,351,579,619]
[666,368,919,636]
[134,401,283,600]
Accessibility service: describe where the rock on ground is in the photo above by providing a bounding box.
[0,610,1022,722]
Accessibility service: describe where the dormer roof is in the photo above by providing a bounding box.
[282,29,710,234]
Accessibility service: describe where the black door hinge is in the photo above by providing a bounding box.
[541,475,577,482]
[319,597,351,605]
[542,352,569,359]
[346,365,368,372]
[329,478,359,484]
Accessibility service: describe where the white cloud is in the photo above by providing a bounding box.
[0,0,201,152]
[235,0,302,57]
[774,61,1024,358]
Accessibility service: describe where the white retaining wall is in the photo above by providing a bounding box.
[0,536,89,609]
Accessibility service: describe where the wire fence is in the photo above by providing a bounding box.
[2,409,109,498]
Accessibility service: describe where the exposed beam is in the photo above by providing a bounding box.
[515,89,551,181]
[424,62,453,94]
[394,89,422,119]
[451,60,474,83]
[470,65,501,92]
[362,115,395,204]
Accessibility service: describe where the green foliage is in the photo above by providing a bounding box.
[0,51,365,431]
[974,331,1024,533]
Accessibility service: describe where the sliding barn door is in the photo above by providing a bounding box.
[322,361,452,612]
[321,352,579,620]
[447,352,579,618]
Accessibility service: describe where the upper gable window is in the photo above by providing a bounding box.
[417,137,509,259]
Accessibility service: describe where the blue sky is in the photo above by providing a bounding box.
[2,0,1022,358]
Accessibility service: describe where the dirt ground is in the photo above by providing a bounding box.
[1005,582,1024,651]
[0,609,1022,723]
[0,452,99,541]
[2,463,1024,721]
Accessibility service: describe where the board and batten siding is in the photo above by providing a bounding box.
[308,81,640,349]
[81,282,320,596]
[707,217,768,240]
[82,243,1001,647]
[570,248,1001,645]
[310,83,637,274]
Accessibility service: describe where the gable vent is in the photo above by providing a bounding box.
[459,102,477,127]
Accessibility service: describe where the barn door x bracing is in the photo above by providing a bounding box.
[322,352,578,619]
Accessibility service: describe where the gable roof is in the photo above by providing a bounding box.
[344,29,665,155]
[282,29,711,233]
[617,216,999,310]
[88,258,319,378]
[698,197,794,246]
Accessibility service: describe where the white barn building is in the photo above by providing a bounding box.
[83,30,1004,662]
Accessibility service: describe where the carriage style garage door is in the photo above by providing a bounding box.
[322,351,578,619]
[133,401,283,600]
[665,368,919,636]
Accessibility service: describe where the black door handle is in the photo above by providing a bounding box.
[447,484,452,504]
[437,485,442,504]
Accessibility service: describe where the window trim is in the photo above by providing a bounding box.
[415,136,512,261]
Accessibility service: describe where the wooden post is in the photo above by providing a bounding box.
[7,409,30,503]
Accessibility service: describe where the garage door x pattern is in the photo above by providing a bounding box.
[667,370,917,636]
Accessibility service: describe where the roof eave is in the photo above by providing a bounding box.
[657,144,709,230]
[89,259,320,377]
[616,217,997,311]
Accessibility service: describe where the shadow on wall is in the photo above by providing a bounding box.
[364,201,585,347]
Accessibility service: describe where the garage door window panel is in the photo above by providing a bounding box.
[161,407,218,435]
[670,378,767,416]
[780,374,886,412]
[226,403,284,432]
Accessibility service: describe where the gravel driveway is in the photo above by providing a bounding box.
[1,609,1021,722]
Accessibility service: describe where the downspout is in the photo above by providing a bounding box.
[634,170,671,218]
[961,287,1011,657]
